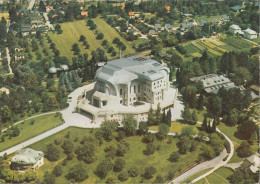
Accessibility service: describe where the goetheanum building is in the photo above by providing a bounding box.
[77,56,178,122]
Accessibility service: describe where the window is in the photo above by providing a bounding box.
[134,85,136,93]
[120,89,122,95]
[102,101,107,106]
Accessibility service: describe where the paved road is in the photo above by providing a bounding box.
[27,0,35,10]
[43,12,54,31]
[190,128,234,183]
[0,48,13,77]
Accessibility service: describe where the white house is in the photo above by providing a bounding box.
[0,87,9,96]
[244,28,257,39]
[229,24,241,34]
[11,148,44,170]
[77,56,177,122]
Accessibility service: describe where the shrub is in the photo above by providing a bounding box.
[168,151,180,162]
[113,158,125,172]
[66,164,88,182]
[128,166,139,177]
[143,166,156,179]
[52,164,63,177]
[118,171,129,182]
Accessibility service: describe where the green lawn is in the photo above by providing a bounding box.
[30,127,202,183]
[182,168,213,183]
[49,17,135,63]
[218,123,258,163]
[195,167,233,184]
[0,114,63,151]
[149,121,201,134]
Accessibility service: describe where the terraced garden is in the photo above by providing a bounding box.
[49,17,135,63]
[181,35,257,59]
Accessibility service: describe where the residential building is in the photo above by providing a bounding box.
[77,56,177,122]
[11,148,44,170]
[199,19,207,26]
[231,5,243,12]
[81,11,88,17]
[165,24,172,31]
[211,18,219,24]
[182,13,193,20]
[154,24,162,32]
[165,5,170,12]
[229,24,243,34]
[244,28,257,39]
[0,87,9,96]
[149,29,157,36]
[190,74,245,94]
[46,6,53,12]
[221,14,230,22]
[128,12,135,18]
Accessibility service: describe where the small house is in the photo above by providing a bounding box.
[154,24,162,32]
[81,11,88,17]
[229,24,241,34]
[199,19,207,26]
[182,13,193,20]
[211,18,219,24]
[0,87,9,96]
[221,14,230,22]
[128,12,135,18]
[165,5,170,12]
[11,148,44,170]
[244,28,257,39]
[231,5,243,12]
[46,6,53,12]
[165,24,172,31]
[149,30,157,36]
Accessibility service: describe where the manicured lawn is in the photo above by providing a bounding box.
[183,44,200,54]
[30,127,202,183]
[131,38,149,47]
[49,18,135,63]
[218,123,258,163]
[195,167,233,184]
[0,13,9,25]
[149,121,201,134]
[0,114,63,151]
[182,168,213,183]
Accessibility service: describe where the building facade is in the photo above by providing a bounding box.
[78,56,177,122]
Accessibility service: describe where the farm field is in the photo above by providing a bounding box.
[195,167,234,184]
[49,18,135,63]
[30,127,202,183]
[181,35,257,59]
[0,114,63,151]
[0,13,9,25]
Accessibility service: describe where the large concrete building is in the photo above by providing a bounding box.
[77,56,177,122]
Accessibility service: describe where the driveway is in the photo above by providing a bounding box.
[170,95,184,121]
[43,13,54,30]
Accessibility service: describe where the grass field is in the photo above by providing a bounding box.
[0,114,63,151]
[49,18,135,63]
[30,127,202,183]
[182,168,213,183]
[149,121,201,134]
[218,123,258,163]
[195,167,234,184]
[0,13,9,25]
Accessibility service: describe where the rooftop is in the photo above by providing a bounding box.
[244,28,257,35]
[11,148,44,165]
[95,56,169,84]
[231,5,243,11]
[229,24,241,30]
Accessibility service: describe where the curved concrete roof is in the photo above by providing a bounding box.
[48,67,57,74]
[11,148,44,165]
[60,64,69,71]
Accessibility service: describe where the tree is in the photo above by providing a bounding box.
[236,141,252,158]
[128,166,139,177]
[79,35,86,42]
[143,166,156,179]
[178,136,191,154]
[100,121,118,141]
[223,108,240,126]
[113,37,120,44]
[191,110,198,123]
[52,164,63,177]
[102,39,108,46]
[66,164,88,182]
[236,120,256,140]
[209,133,224,155]
[138,121,148,135]
[95,158,113,178]
[62,139,74,154]
[157,124,170,139]
[199,144,215,160]
[168,151,180,162]
[155,103,162,124]
[104,144,117,159]
[106,175,118,183]
[166,109,172,126]
[76,142,96,163]
[12,126,20,137]
[45,143,60,161]
[116,140,130,156]
[181,105,192,123]
[118,170,129,182]
[122,115,137,136]
[113,158,125,172]
[96,33,104,40]
[181,126,196,136]
[147,106,156,126]
[44,171,55,184]
[1,105,11,123]
[144,143,156,155]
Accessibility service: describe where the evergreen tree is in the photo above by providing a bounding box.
[197,94,204,110]
[162,110,166,124]
[166,110,172,126]
[202,115,207,131]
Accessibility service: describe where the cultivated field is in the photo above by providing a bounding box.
[181,35,257,58]
[49,18,135,63]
